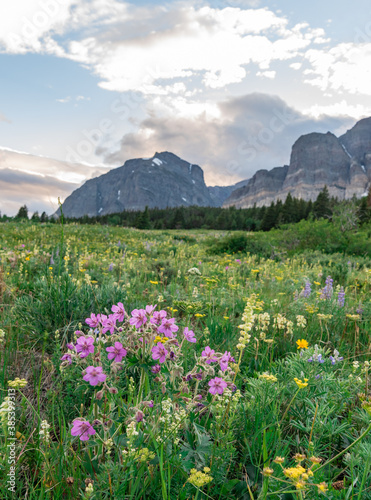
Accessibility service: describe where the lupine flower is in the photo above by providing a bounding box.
[158,318,179,338]
[302,281,311,297]
[130,309,147,328]
[320,276,333,300]
[329,349,343,365]
[219,351,235,371]
[150,310,167,325]
[60,353,72,365]
[83,366,107,386]
[151,343,168,363]
[102,314,117,334]
[50,255,54,265]
[201,346,218,364]
[208,377,227,395]
[111,302,125,322]
[108,263,114,272]
[151,364,161,374]
[86,313,101,329]
[337,287,345,307]
[106,342,127,362]
[71,419,96,441]
[183,327,196,343]
[75,336,95,358]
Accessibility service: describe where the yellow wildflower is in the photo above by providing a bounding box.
[296,339,309,349]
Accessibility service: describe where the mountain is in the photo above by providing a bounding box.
[207,179,250,206]
[57,151,246,218]
[224,118,371,208]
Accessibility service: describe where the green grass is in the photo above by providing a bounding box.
[0,221,370,499]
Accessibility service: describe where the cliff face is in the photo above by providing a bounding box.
[224,119,371,208]
[58,152,219,217]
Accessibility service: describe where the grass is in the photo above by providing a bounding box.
[0,220,370,499]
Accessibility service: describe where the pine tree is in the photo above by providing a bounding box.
[313,186,332,219]
[135,206,151,229]
[16,205,28,219]
[40,212,48,222]
[282,193,295,223]
[261,202,278,231]
[367,185,371,208]
[31,211,40,222]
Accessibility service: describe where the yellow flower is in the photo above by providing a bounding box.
[223,316,229,320]
[154,336,169,343]
[8,378,28,389]
[317,482,328,493]
[251,269,260,273]
[314,281,321,285]
[25,257,30,261]
[195,313,205,318]
[296,339,309,349]
[294,377,308,389]
[149,280,158,285]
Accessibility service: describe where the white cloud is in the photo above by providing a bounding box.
[257,70,276,79]
[303,100,371,120]
[305,43,371,96]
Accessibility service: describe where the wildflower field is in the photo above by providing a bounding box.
[0,221,370,499]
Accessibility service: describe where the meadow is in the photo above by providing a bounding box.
[0,220,370,499]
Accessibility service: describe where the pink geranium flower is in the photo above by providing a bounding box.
[150,310,167,325]
[208,377,227,395]
[219,351,235,372]
[151,343,168,363]
[75,336,95,359]
[158,318,179,338]
[71,419,96,441]
[102,314,117,334]
[83,366,107,386]
[111,302,125,322]
[201,346,217,364]
[130,309,147,328]
[85,313,101,329]
[60,353,72,364]
[106,342,127,362]
[183,327,196,343]
[145,304,156,315]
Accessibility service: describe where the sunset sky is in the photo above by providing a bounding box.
[1,0,371,215]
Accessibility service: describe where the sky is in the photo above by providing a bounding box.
[1,0,371,215]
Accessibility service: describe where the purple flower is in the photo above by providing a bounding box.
[75,336,95,359]
[183,327,196,343]
[201,346,218,364]
[135,410,144,422]
[71,419,96,441]
[130,309,147,328]
[102,314,117,334]
[60,353,72,365]
[86,313,101,329]
[83,366,107,386]
[219,351,235,372]
[150,310,167,325]
[194,370,203,380]
[67,343,75,350]
[151,364,161,374]
[111,302,125,322]
[320,276,333,300]
[208,377,228,395]
[337,287,345,307]
[106,342,127,362]
[108,263,114,272]
[158,318,179,338]
[302,281,311,298]
[235,259,241,264]
[151,343,168,363]
[50,255,54,265]
[329,349,343,365]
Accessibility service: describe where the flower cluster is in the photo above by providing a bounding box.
[8,378,28,389]
[236,295,256,350]
[188,467,213,488]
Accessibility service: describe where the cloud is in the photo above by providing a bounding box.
[0,1,328,95]
[0,112,11,123]
[305,43,371,96]
[0,148,110,215]
[103,93,356,186]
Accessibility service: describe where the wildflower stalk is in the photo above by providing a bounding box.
[357,453,371,500]
[279,389,300,426]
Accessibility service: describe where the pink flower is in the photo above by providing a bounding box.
[111,302,125,322]
[146,304,156,315]
[219,351,235,372]
[208,377,227,395]
[106,342,127,362]
[83,366,107,386]
[71,419,96,441]
[183,327,196,343]
[130,309,147,328]
[102,314,117,334]
[85,313,101,329]
[201,346,217,364]
[151,343,168,363]
[60,353,72,364]
[158,318,179,338]
[150,310,167,325]
[75,336,95,359]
